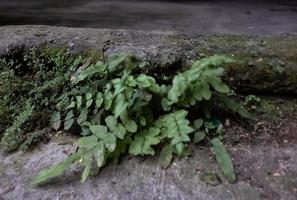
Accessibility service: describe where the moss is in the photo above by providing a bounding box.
[0,45,109,152]
[200,171,222,186]
[81,49,104,63]
[19,128,50,151]
[0,47,85,152]
[140,34,297,94]
[264,37,297,63]
[256,97,297,123]
[197,35,250,56]
[195,36,297,95]
[196,35,297,61]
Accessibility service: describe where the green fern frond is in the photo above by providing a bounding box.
[32,54,249,185]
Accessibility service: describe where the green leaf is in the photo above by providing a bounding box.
[124,120,137,133]
[103,134,117,152]
[90,125,108,139]
[86,93,92,100]
[140,117,146,126]
[104,91,113,110]
[142,128,160,155]
[105,115,117,131]
[32,152,82,185]
[166,55,236,106]
[85,93,93,108]
[207,76,230,93]
[64,110,74,130]
[161,98,171,111]
[201,82,211,100]
[210,138,236,183]
[114,94,128,118]
[95,92,103,108]
[193,83,204,101]
[161,110,193,145]
[113,124,126,139]
[112,78,125,96]
[86,99,93,108]
[76,61,106,83]
[192,55,237,70]
[81,126,91,136]
[128,136,143,155]
[168,74,187,104]
[107,54,128,72]
[194,131,206,143]
[136,74,151,88]
[78,135,98,149]
[65,101,75,110]
[125,87,134,99]
[94,142,105,168]
[159,145,173,169]
[77,107,88,125]
[216,93,253,119]
[120,111,137,133]
[175,143,184,157]
[76,96,82,109]
[81,153,92,183]
[126,75,137,87]
[51,112,61,130]
[129,127,160,156]
[64,119,74,131]
[104,114,125,141]
[108,139,129,164]
[194,119,203,130]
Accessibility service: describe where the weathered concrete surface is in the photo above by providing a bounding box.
[0,0,297,36]
[1,25,297,95]
[0,132,296,200]
[0,26,297,200]
[1,98,297,200]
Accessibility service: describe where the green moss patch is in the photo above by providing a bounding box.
[0,47,89,152]
[195,35,297,95]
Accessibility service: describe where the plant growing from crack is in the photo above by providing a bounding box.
[33,54,252,185]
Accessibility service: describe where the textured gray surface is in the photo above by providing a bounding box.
[0,134,296,200]
[0,25,297,200]
[0,0,297,35]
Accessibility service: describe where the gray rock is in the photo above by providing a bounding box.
[0,134,296,200]
[0,26,297,200]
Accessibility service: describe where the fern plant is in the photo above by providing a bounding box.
[33,54,251,185]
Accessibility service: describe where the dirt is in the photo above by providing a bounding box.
[223,97,297,147]
[220,97,297,199]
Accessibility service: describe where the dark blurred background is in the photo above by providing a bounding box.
[0,0,296,35]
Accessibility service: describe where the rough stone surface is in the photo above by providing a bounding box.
[1,0,297,36]
[1,98,297,200]
[0,133,296,200]
[1,25,297,95]
[0,26,297,200]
